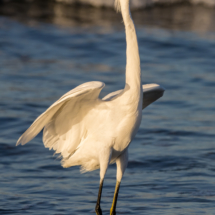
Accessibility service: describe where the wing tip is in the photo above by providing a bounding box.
[16,136,22,146]
[142,83,165,93]
[142,83,165,109]
[16,135,28,146]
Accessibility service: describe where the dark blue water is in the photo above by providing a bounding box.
[0,3,215,215]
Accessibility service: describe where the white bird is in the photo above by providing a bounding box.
[16,0,165,214]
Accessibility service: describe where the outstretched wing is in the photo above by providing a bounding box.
[17,81,105,158]
[102,83,165,109]
[142,84,165,109]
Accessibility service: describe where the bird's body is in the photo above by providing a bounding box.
[17,0,165,214]
[62,82,143,171]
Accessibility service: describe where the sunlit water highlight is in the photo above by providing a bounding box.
[0,3,215,215]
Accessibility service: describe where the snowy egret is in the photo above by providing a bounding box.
[17,0,165,214]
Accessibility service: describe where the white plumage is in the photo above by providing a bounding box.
[17,82,164,172]
[17,0,165,214]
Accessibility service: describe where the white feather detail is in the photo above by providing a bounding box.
[114,0,121,12]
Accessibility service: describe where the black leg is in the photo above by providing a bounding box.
[110,181,120,215]
[95,180,104,215]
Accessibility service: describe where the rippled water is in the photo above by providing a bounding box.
[0,2,215,215]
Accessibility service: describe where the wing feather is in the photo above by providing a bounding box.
[142,84,165,109]
[102,83,165,109]
[16,81,105,158]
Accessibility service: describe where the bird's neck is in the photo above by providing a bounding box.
[120,0,141,92]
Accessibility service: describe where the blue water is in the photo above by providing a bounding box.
[0,3,215,215]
